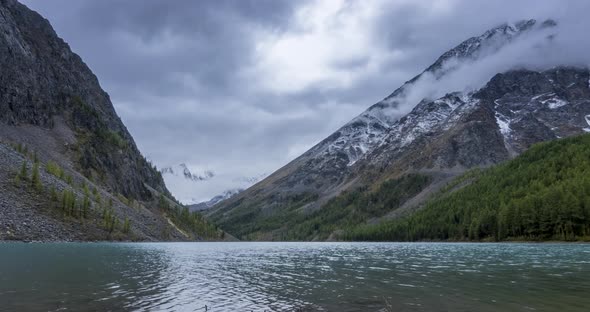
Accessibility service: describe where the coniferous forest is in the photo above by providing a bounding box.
[346,134,590,242]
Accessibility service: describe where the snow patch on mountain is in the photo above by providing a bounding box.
[325,113,389,166]
[494,98,512,146]
[306,19,556,168]
[495,112,512,145]
[189,189,243,212]
[160,164,215,182]
[376,92,480,158]
[542,97,568,109]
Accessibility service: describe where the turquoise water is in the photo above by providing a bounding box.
[0,242,588,311]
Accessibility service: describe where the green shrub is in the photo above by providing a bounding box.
[105,131,127,149]
[46,161,63,177]
[117,194,130,206]
[72,96,100,119]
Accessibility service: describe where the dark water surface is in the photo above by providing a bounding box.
[0,242,588,311]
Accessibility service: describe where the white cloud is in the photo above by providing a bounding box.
[22,0,590,204]
[246,0,394,93]
[382,17,590,120]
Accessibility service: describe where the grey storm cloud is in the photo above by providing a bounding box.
[21,0,590,203]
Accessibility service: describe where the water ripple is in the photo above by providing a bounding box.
[1,242,590,311]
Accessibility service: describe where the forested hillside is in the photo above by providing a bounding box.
[346,134,590,241]
[223,174,431,240]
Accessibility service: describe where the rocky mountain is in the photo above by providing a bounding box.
[208,19,590,240]
[233,173,268,185]
[187,173,268,211]
[0,0,166,200]
[302,18,556,171]
[189,189,242,212]
[0,0,222,241]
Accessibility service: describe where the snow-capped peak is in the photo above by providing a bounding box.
[308,19,556,167]
[189,188,243,211]
[160,164,215,182]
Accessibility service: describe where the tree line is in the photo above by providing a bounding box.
[345,134,590,242]
[11,143,132,237]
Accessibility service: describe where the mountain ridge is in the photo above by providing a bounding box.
[208,18,589,240]
[189,189,242,212]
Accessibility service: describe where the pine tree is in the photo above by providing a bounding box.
[102,207,109,228]
[50,186,58,202]
[123,217,131,234]
[70,194,77,218]
[114,218,120,232]
[82,182,90,196]
[61,190,66,212]
[61,190,76,217]
[95,193,102,209]
[31,162,42,191]
[19,161,28,182]
[82,194,90,219]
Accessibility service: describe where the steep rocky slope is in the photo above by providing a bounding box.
[358,67,590,179]
[0,0,221,241]
[0,0,165,199]
[209,18,590,240]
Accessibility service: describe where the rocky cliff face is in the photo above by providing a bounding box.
[0,0,221,241]
[0,0,166,200]
[208,19,590,240]
[356,67,589,179]
[300,18,555,175]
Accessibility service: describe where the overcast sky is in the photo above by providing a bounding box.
[21,0,588,203]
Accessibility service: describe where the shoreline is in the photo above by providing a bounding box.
[1,239,589,244]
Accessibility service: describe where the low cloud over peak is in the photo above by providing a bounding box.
[22,0,590,203]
